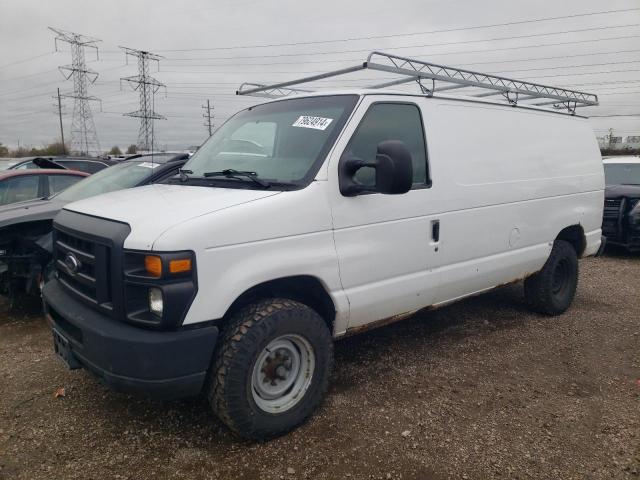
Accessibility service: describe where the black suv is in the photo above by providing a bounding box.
[602,157,640,252]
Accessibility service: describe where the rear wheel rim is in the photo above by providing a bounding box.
[251,334,315,414]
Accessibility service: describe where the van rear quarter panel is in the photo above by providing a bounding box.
[422,99,603,303]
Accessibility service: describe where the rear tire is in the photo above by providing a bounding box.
[207,298,333,440]
[524,239,578,316]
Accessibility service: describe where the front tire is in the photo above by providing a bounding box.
[524,239,578,316]
[207,298,333,440]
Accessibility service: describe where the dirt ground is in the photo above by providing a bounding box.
[0,251,638,480]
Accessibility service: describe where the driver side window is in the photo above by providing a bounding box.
[344,103,429,188]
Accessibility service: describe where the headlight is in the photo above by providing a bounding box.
[124,250,197,329]
[149,287,163,316]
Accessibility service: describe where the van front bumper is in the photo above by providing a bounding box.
[42,279,218,400]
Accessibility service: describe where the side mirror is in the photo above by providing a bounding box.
[339,140,413,196]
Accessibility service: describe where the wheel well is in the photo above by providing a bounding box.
[224,276,336,332]
[556,225,586,258]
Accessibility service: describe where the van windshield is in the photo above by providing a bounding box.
[184,95,358,188]
[604,163,640,186]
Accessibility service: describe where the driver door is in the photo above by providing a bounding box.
[328,97,440,331]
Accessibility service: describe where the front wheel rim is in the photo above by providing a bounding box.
[251,334,315,414]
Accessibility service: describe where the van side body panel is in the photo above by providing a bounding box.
[329,96,603,330]
[422,100,603,304]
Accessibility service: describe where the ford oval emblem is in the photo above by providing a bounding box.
[64,253,81,275]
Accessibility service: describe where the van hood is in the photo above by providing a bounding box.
[63,184,281,250]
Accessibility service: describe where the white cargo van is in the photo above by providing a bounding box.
[43,52,604,439]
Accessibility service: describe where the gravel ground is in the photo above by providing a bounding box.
[0,251,638,480]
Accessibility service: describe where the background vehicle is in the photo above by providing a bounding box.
[602,156,640,252]
[8,156,116,174]
[0,159,18,170]
[42,53,603,440]
[0,169,88,206]
[0,153,188,304]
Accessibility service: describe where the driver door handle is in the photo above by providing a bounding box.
[431,219,440,243]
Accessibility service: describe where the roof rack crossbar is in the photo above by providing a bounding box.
[473,91,507,98]
[516,94,540,101]
[237,51,598,113]
[236,65,366,96]
[433,84,469,92]
[368,76,418,89]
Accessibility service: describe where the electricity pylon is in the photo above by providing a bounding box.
[49,27,101,155]
[120,47,166,152]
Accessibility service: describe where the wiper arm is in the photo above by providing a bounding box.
[203,169,271,188]
[179,168,193,182]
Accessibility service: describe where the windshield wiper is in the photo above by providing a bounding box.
[203,169,270,188]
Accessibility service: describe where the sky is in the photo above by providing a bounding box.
[1,0,639,152]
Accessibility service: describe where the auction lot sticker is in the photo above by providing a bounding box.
[138,162,161,168]
[292,116,333,130]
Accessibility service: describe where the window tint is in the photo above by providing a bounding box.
[48,174,83,195]
[343,103,428,187]
[0,175,41,205]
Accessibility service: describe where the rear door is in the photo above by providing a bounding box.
[328,96,440,330]
[0,174,43,205]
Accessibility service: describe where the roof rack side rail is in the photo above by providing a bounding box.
[237,51,598,113]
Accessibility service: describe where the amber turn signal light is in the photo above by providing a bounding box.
[144,255,162,277]
[169,258,192,274]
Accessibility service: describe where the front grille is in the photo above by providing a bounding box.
[54,229,112,308]
[602,198,623,240]
[603,198,622,219]
[52,210,131,319]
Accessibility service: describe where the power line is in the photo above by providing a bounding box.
[1,68,59,82]
[0,52,54,69]
[4,35,639,98]
[589,114,640,117]
[157,7,640,52]
[600,91,640,95]
[155,49,640,74]
[160,34,640,67]
[12,42,634,76]
[130,59,640,84]
[163,24,640,62]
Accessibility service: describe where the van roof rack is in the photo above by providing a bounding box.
[237,51,598,114]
